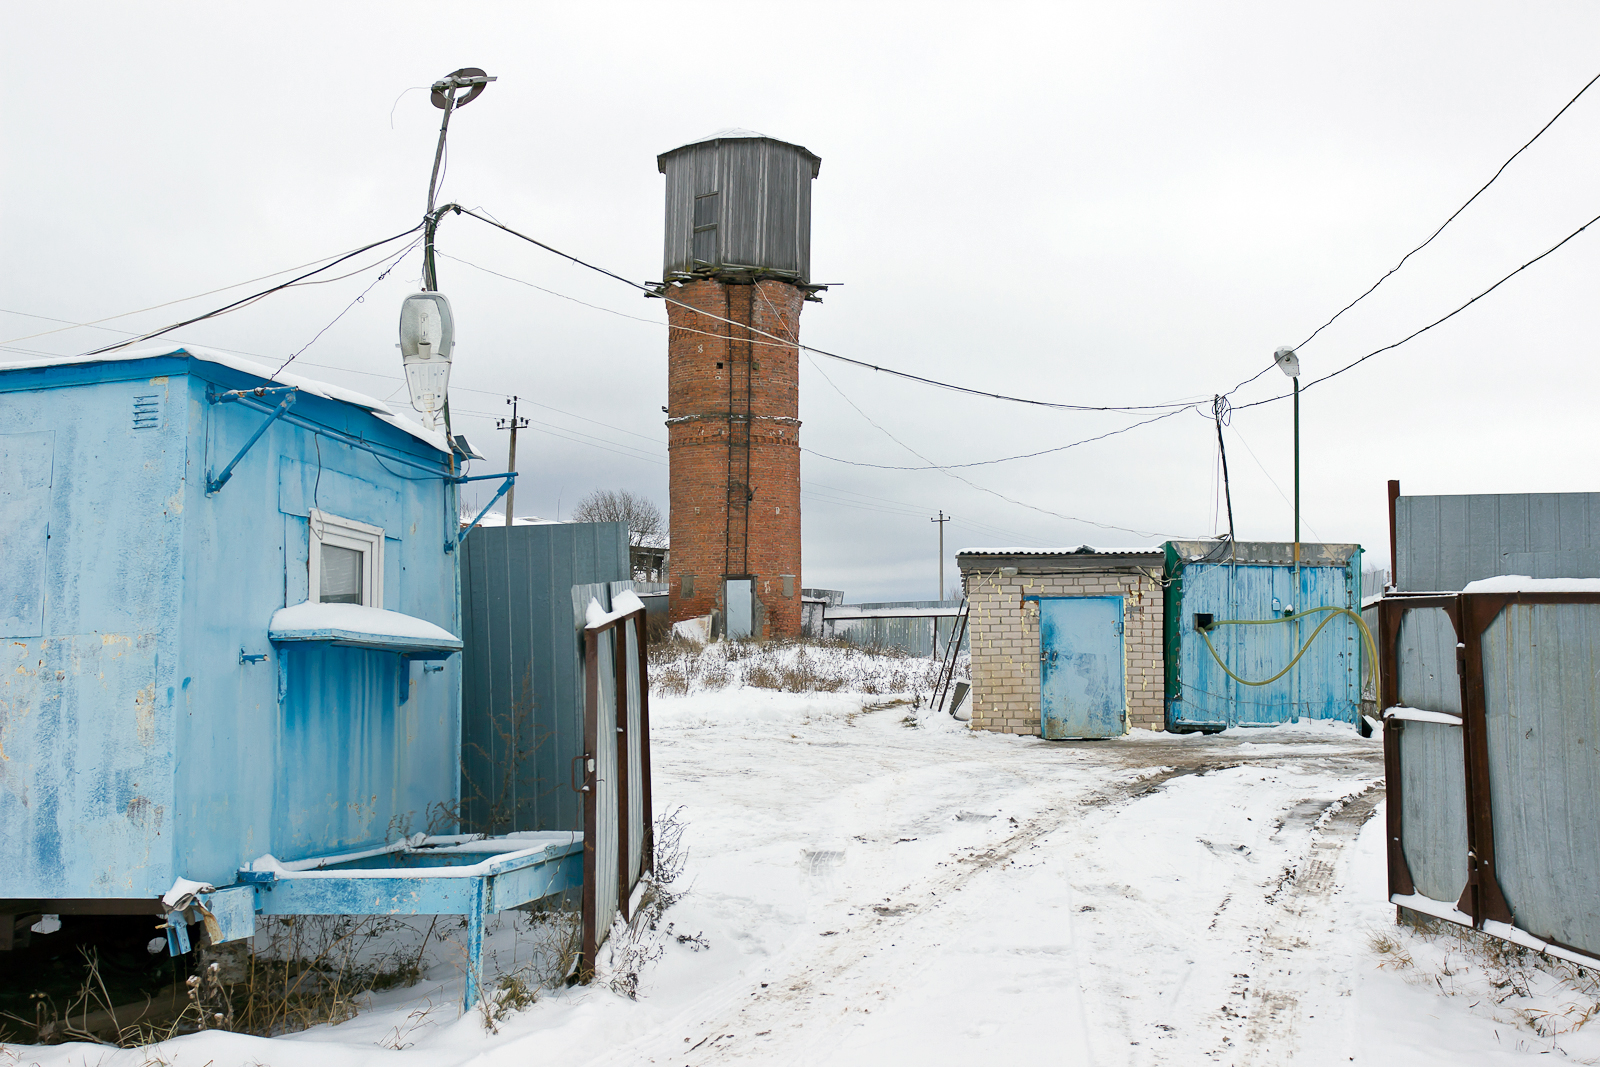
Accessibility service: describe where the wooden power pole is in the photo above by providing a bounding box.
[497,396,529,525]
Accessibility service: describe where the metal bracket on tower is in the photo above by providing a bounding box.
[448,471,518,552]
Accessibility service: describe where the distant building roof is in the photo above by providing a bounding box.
[0,345,450,454]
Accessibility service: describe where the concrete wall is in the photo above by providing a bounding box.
[962,562,1165,735]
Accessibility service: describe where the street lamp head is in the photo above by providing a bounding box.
[1274,346,1301,379]
[431,68,495,110]
[399,292,456,423]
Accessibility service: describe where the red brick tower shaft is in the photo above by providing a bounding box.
[665,279,803,638]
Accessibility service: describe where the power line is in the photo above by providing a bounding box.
[80,223,426,356]
[450,205,1196,414]
[801,404,1194,470]
[272,237,423,379]
[1237,207,1600,409]
[1295,67,1600,352]
[0,235,426,348]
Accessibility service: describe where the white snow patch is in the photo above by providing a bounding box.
[1463,574,1600,594]
[160,877,215,909]
[270,601,459,644]
[585,591,645,629]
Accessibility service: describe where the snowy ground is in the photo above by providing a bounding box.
[12,684,1600,1065]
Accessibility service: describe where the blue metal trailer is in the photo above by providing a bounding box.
[1164,540,1365,730]
[0,347,587,1006]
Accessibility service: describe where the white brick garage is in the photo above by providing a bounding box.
[957,548,1166,736]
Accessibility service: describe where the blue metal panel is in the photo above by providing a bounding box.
[1168,558,1360,728]
[0,353,462,902]
[0,370,185,899]
[0,431,53,636]
[1039,597,1125,739]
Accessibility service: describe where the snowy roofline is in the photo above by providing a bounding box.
[0,345,451,455]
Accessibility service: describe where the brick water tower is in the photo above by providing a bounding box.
[658,129,822,639]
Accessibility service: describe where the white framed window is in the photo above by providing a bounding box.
[308,509,384,609]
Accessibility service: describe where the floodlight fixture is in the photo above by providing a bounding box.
[399,292,455,426]
[1274,346,1301,379]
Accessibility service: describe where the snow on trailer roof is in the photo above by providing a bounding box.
[0,345,451,454]
[269,601,462,653]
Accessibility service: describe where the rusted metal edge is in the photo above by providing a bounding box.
[1378,596,1416,898]
[635,612,656,877]
[1456,593,1514,926]
[1393,892,1600,967]
[580,626,599,983]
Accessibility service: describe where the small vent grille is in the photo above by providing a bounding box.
[132,394,161,430]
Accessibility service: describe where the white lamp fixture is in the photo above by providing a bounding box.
[399,293,456,426]
[1274,346,1301,378]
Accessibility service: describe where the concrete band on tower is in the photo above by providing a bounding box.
[656,130,824,640]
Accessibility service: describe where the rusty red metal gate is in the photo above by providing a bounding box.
[577,594,653,978]
[1381,588,1600,964]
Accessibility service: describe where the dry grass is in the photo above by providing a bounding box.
[1372,914,1600,1039]
[650,637,951,701]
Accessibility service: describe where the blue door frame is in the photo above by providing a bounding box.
[1036,596,1126,739]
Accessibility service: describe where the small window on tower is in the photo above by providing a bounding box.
[692,192,719,265]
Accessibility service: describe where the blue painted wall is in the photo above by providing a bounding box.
[1164,542,1363,729]
[0,352,462,901]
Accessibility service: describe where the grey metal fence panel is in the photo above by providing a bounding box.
[1398,720,1469,903]
[1482,603,1600,953]
[460,522,628,835]
[825,601,969,657]
[1396,493,1600,591]
[1397,608,1462,715]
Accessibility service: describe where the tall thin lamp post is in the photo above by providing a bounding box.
[1275,347,1302,712]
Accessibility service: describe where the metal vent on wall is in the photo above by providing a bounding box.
[132,394,161,430]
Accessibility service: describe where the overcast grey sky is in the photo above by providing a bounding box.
[4,3,1597,601]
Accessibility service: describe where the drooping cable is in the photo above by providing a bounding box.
[450,205,1196,414]
[272,236,423,379]
[1236,208,1600,409]
[80,222,427,356]
[1294,68,1600,352]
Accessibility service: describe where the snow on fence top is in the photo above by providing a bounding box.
[1461,575,1600,594]
[586,590,646,629]
[957,546,1162,556]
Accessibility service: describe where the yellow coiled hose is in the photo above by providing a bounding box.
[1197,605,1380,695]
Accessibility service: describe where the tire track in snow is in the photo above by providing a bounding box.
[616,753,1354,1066]
[1231,782,1385,1065]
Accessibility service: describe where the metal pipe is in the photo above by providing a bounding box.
[207,391,297,494]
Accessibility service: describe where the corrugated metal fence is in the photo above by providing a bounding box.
[1381,589,1600,963]
[824,601,969,657]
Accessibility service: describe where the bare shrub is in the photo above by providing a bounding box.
[599,807,697,1000]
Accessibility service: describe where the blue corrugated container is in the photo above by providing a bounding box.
[0,347,465,910]
[1164,540,1363,730]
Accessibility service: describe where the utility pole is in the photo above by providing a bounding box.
[931,511,951,600]
[497,395,529,525]
[1211,395,1236,560]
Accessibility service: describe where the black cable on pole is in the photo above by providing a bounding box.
[1294,68,1600,352]
[1212,395,1236,551]
[81,222,427,357]
[1236,208,1600,410]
